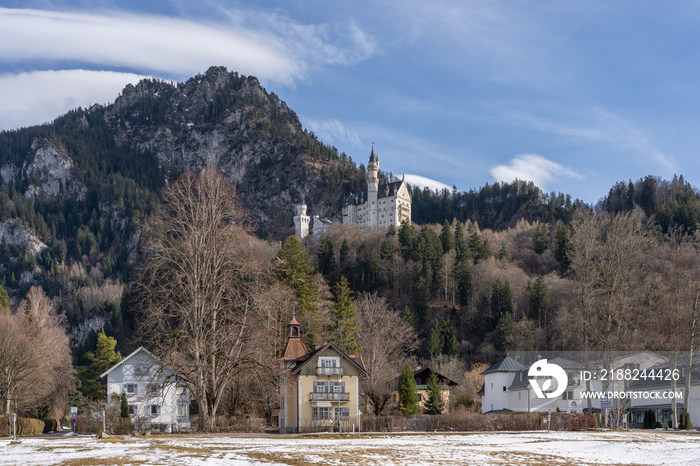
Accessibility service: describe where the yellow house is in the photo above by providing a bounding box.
[279,317,367,433]
[393,367,458,414]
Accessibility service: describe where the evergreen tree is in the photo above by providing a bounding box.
[496,312,515,353]
[533,223,549,254]
[399,221,419,261]
[490,279,513,320]
[457,260,473,307]
[79,331,123,400]
[329,275,360,354]
[275,236,319,316]
[554,226,571,272]
[380,236,398,259]
[120,393,130,418]
[528,275,549,327]
[454,222,469,262]
[398,362,420,415]
[318,235,336,285]
[439,220,454,254]
[0,284,9,315]
[423,372,445,415]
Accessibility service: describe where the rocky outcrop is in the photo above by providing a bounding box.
[0,220,47,256]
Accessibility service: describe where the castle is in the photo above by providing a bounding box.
[342,148,411,228]
[293,148,411,239]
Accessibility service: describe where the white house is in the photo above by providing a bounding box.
[100,347,190,431]
[480,356,596,414]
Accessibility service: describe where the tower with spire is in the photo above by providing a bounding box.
[342,147,411,229]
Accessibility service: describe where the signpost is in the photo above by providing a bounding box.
[71,406,78,433]
[6,413,15,441]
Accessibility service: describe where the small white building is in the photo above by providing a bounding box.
[101,347,190,431]
[480,356,595,414]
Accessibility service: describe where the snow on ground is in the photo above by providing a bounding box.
[1,431,699,465]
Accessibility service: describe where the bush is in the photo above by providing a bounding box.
[113,418,134,435]
[42,418,58,433]
[0,417,8,436]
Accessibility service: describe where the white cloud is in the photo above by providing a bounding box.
[305,118,362,147]
[0,8,375,86]
[490,154,581,191]
[402,174,452,192]
[0,70,148,130]
[0,7,377,130]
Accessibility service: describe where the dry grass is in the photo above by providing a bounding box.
[58,458,147,466]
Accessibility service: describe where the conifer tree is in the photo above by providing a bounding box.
[79,331,122,400]
[329,275,360,354]
[275,236,319,316]
[120,393,130,418]
[318,236,336,285]
[423,372,445,415]
[398,363,420,415]
[439,220,454,254]
[0,285,9,315]
[533,223,549,254]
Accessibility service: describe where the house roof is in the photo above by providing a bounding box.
[281,337,308,360]
[412,367,459,387]
[507,370,530,391]
[481,356,527,375]
[99,346,161,381]
[289,341,367,377]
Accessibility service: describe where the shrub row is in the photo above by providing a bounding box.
[360,412,599,432]
[15,417,45,436]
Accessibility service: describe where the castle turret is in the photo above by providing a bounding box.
[367,147,379,226]
[293,204,310,238]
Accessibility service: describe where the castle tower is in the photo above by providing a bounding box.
[293,203,310,238]
[367,147,379,226]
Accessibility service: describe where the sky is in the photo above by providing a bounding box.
[1,1,700,204]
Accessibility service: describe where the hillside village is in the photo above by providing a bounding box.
[1,69,700,436]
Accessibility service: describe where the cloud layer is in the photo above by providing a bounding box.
[490,154,581,191]
[0,7,376,130]
[0,70,147,130]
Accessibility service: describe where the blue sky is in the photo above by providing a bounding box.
[1,1,699,203]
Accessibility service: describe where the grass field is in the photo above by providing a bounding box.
[1,430,699,465]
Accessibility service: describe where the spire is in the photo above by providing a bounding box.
[369,145,378,164]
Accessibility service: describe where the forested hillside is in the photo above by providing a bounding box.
[1,66,700,422]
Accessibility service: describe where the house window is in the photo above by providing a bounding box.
[330,381,345,393]
[319,357,339,368]
[312,407,331,420]
[150,405,160,416]
[334,408,350,420]
[314,381,328,393]
[125,384,137,395]
[133,365,147,376]
[518,392,521,400]
[503,386,507,392]
[177,404,188,417]
[128,405,136,416]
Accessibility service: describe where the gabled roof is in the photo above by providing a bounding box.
[289,341,367,377]
[412,367,459,387]
[481,356,527,375]
[100,346,162,381]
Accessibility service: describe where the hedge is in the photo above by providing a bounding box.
[0,417,8,436]
[16,417,44,436]
[42,418,58,433]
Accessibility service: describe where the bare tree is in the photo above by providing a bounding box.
[355,293,418,415]
[0,313,41,414]
[133,168,263,431]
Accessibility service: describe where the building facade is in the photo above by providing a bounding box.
[101,347,190,431]
[293,204,332,239]
[342,148,411,228]
[279,318,367,433]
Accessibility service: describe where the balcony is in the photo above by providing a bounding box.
[309,392,350,402]
[317,367,343,376]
